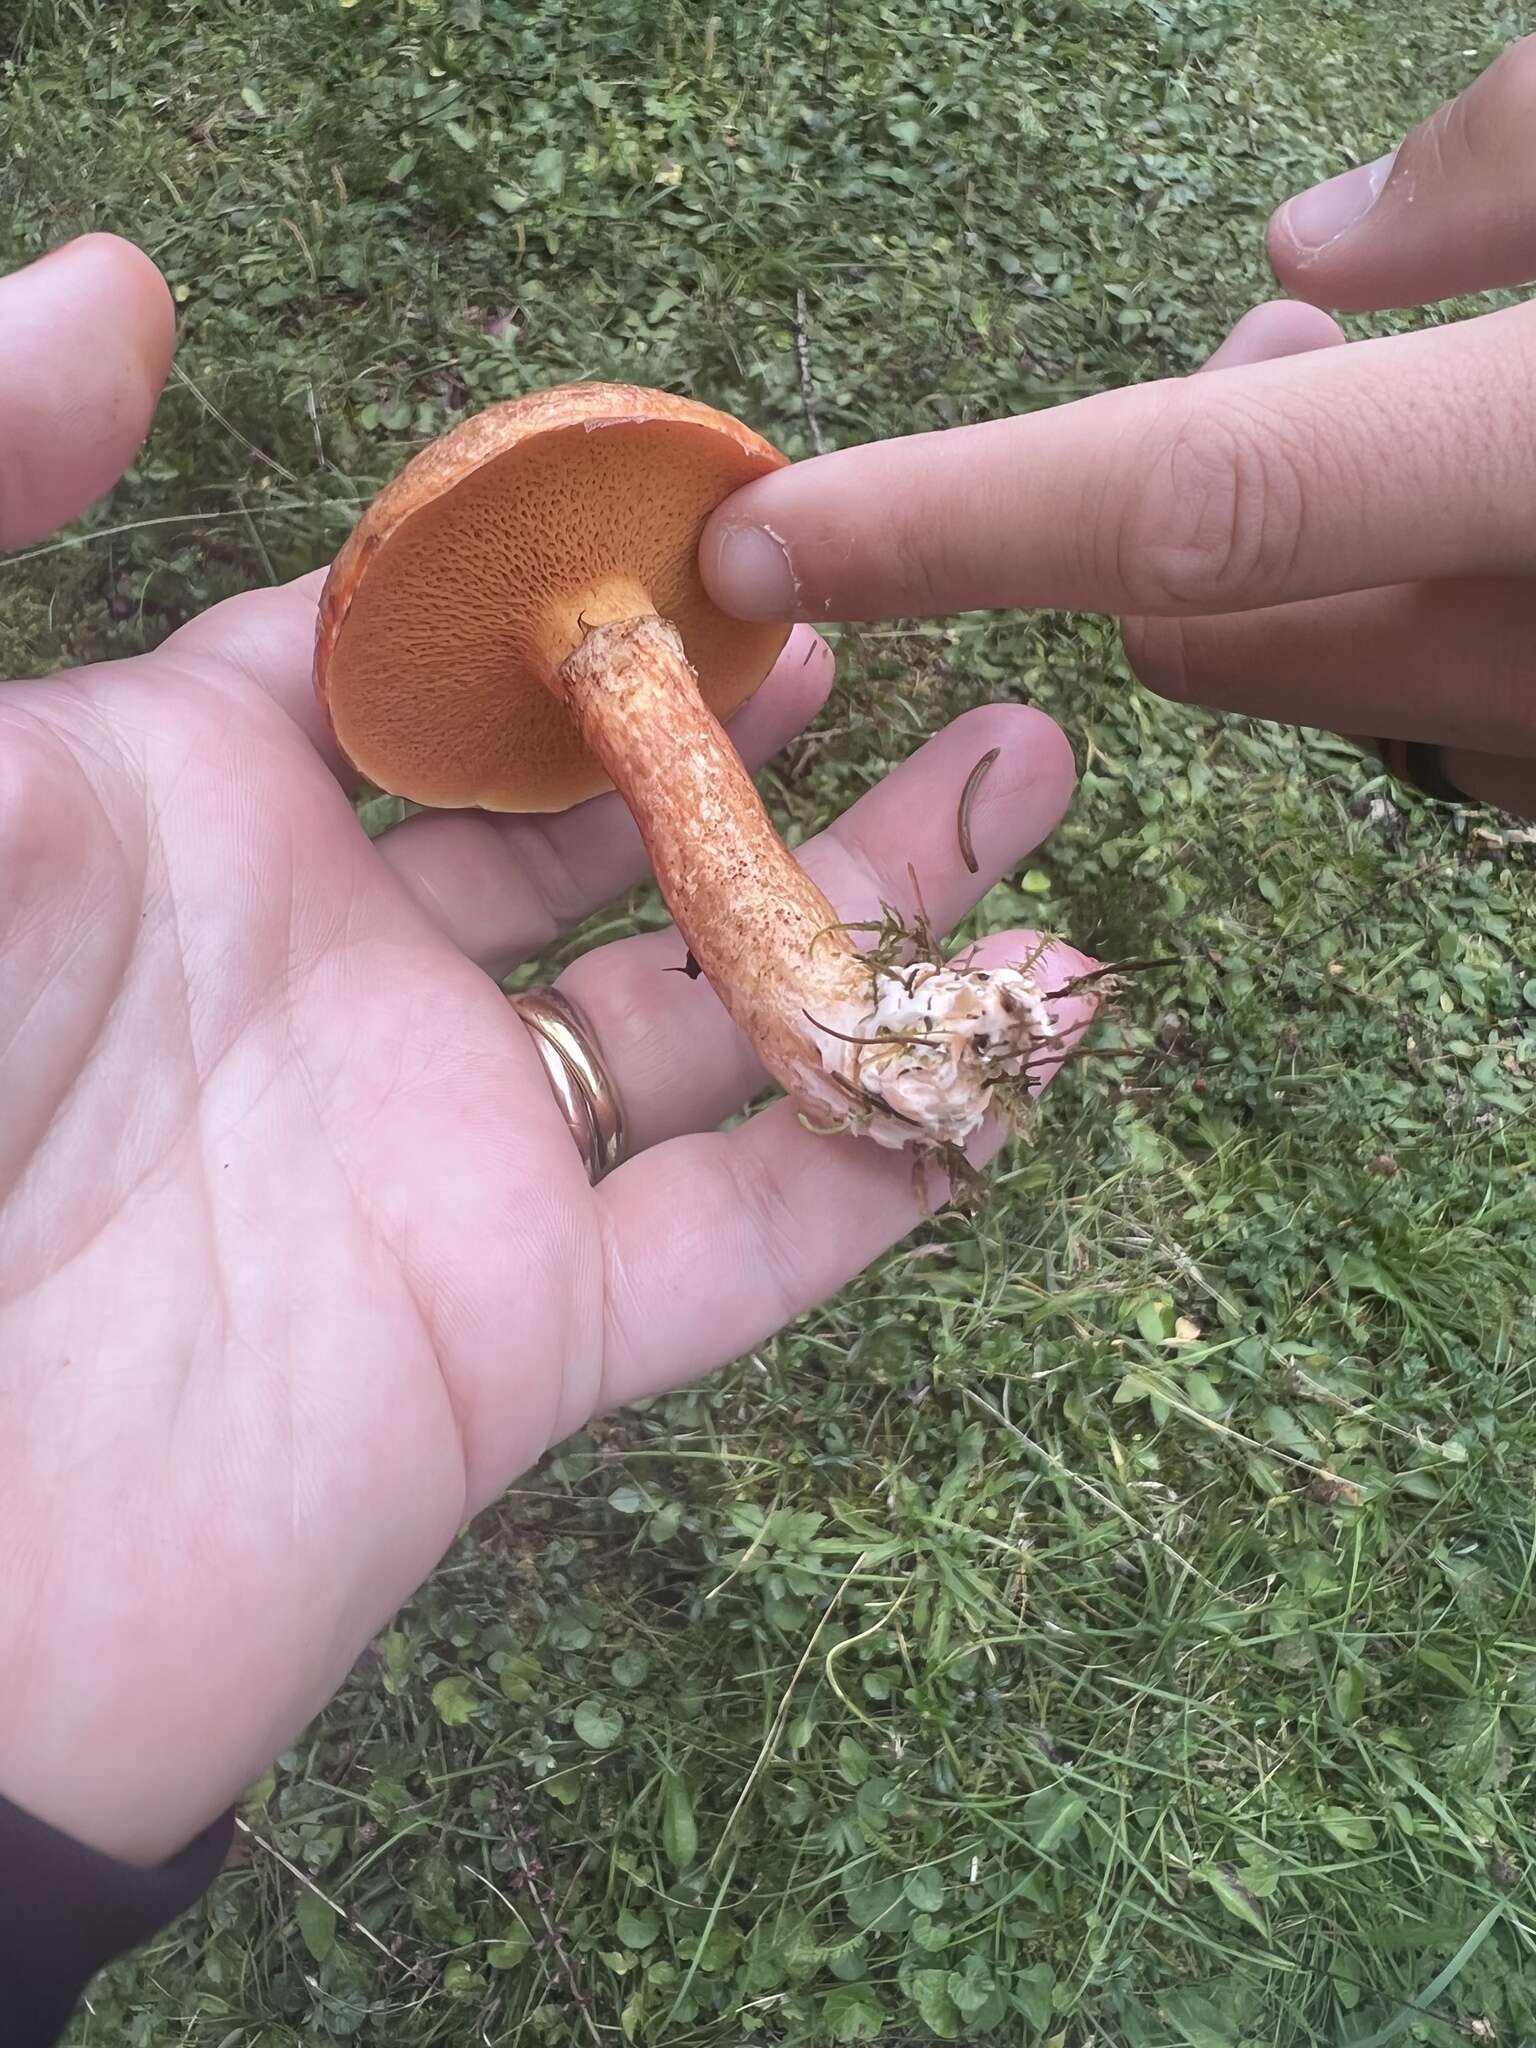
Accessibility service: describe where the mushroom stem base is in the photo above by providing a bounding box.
[557,615,1061,1151]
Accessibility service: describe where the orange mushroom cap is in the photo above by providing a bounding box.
[315,384,791,812]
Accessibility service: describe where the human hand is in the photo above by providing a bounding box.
[0,239,1091,1868]
[700,38,1536,817]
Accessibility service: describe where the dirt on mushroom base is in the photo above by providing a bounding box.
[803,959,1060,1144]
[792,900,1144,1206]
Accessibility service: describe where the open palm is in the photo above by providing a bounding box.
[0,237,1088,1867]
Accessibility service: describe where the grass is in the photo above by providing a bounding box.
[5,0,1536,2041]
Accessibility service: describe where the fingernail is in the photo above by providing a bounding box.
[1280,150,1396,254]
[710,524,797,620]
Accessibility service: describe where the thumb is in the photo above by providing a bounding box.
[1268,35,1536,311]
[0,234,176,550]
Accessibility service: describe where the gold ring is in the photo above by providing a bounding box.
[509,986,628,1184]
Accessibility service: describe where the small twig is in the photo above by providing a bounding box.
[905,863,939,955]
[1286,850,1443,955]
[304,383,327,470]
[803,1006,945,1049]
[235,488,278,585]
[496,1804,603,2045]
[661,1849,739,2029]
[712,1553,867,1866]
[170,362,300,484]
[793,287,827,455]
[1041,955,1182,1002]
[234,1815,425,1981]
[957,1385,1224,1595]
[824,1584,910,1730]
[821,1066,927,1127]
[813,915,901,945]
[957,746,1000,873]
[1015,1044,1156,1073]
[1,503,313,565]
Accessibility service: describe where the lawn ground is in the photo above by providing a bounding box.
[6,1,1536,2042]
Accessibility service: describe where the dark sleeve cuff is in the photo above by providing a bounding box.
[0,1790,232,2046]
[1373,736,1470,806]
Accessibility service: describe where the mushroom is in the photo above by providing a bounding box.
[316,383,1060,1153]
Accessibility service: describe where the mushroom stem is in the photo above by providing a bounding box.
[557,613,1061,1150]
[559,612,851,1060]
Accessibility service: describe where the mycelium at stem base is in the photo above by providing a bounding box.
[557,609,1061,1152]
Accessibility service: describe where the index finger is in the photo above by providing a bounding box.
[700,302,1536,624]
